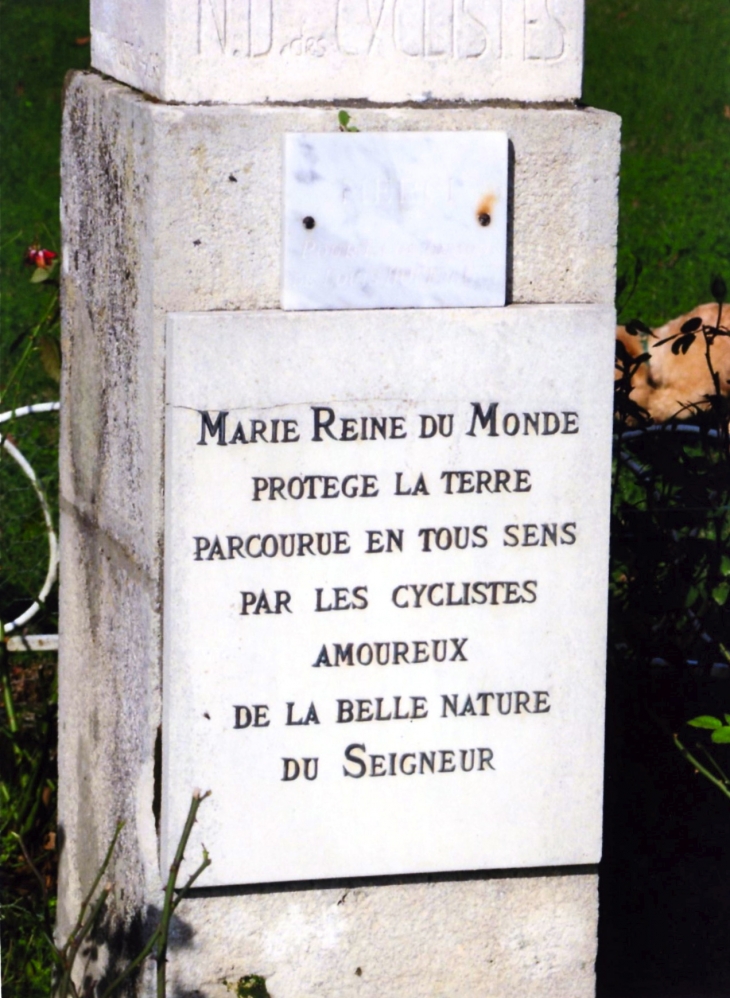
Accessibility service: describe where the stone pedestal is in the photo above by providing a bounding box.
[59,13,618,990]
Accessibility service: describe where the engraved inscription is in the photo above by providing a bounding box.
[336,0,502,59]
[114,40,162,81]
[197,0,273,56]
[193,0,569,63]
[524,0,565,60]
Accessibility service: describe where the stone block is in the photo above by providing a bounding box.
[169,871,599,997]
[59,69,615,996]
[91,0,585,104]
[61,74,619,571]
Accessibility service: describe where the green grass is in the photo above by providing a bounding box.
[584,0,730,325]
[0,0,89,629]
[0,0,89,390]
[1,8,88,995]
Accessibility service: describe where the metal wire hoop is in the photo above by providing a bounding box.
[0,402,60,634]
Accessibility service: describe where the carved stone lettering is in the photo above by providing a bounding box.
[335,0,501,59]
[197,0,273,57]
[195,0,563,64]
[93,0,584,100]
[524,0,565,60]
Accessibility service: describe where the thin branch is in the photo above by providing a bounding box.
[674,734,730,801]
[57,885,112,998]
[156,791,211,998]
[697,743,730,785]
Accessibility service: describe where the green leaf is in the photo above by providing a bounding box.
[30,267,50,283]
[713,582,730,606]
[38,335,61,383]
[688,715,723,729]
[711,727,730,744]
[723,715,730,726]
[338,110,350,128]
[721,555,730,577]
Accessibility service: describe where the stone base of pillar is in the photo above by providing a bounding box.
[59,70,618,997]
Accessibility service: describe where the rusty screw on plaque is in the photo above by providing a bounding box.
[478,212,491,227]
[302,216,316,229]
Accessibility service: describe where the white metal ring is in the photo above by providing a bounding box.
[1,402,60,634]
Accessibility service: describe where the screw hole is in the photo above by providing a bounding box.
[478,213,491,227]
[303,216,316,230]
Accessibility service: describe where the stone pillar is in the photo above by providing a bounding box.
[59,3,619,995]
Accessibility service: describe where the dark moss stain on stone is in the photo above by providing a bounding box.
[223,975,271,998]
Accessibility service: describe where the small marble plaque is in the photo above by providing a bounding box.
[163,305,614,887]
[282,132,508,310]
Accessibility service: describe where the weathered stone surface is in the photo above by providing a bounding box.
[170,871,599,997]
[59,69,615,996]
[91,0,585,104]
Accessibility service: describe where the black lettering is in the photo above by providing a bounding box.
[466,401,499,437]
[282,758,300,781]
[312,645,330,667]
[400,753,417,775]
[534,691,551,713]
[311,406,337,441]
[229,421,247,444]
[234,705,252,728]
[541,523,558,547]
[543,412,560,435]
[515,470,531,492]
[514,691,531,714]
[337,700,355,722]
[228,536,244,559]
[561,522,577,545]
[253,705,269,727]
[198,410,228,445]
[194,536,210,560]
[302,758,319,780]
[343,743,367,777]
[562,411,579,434]
[370,754,387,776]
[441,694,459,717]
[419,751,436,774]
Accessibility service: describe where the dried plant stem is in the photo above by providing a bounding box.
[55,823,123,997]
[156,790,211,998]
[95,791,211,998]
[674,734,730,801]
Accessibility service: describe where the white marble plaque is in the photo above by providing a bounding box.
[282,133,508,310]
[163,304,613,887]
[91,0,585,104]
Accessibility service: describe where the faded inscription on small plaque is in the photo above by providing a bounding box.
[282,133,508,310]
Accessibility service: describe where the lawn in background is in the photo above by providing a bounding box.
[584,0,730,326]
[1,0,89,376]
[0,0,88,628]
[1,6,89,996]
